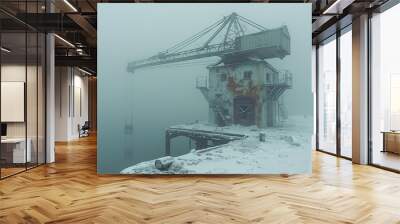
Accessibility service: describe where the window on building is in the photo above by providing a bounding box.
[266,73,272,83]
[371,3,400,171]
[220,73,227,82]
[317,35,337,155]
[339,27,352,158]
[244,71,252,80]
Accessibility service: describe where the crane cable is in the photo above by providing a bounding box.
[166,15,267,55]
[165,17,226,54]
[237,15,267,31]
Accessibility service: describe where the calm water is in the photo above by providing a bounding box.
[98,4,312,174]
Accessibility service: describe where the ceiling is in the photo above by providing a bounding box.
[0,0,392,74]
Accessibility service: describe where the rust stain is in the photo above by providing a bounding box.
[226,75,263,127]
[227,76,261,97]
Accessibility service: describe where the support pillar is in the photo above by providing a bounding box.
[352,14,369,164]
[46,32,55,163]
[165,131,171,156]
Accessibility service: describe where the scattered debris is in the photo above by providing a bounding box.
[154,156,174,171]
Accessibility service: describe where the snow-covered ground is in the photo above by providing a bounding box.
[121,115,313,174]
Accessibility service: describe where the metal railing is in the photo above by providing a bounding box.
[196,76,208,89]
[264,70,293,87]
[278,70,293,87]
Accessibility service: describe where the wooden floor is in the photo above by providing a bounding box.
[0,167,26,178]
[1,164,43,178]
[373,151,400,171]
[1,135,400,224]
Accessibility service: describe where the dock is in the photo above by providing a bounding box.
[165,127,245,156]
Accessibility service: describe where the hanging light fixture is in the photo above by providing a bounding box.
[1,47,11,53]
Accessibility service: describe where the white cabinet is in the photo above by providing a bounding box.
[1,138,32,163]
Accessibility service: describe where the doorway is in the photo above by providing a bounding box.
[233,96,255,126]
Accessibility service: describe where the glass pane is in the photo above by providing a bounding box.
[1,31,27,177]
[371,4,400,171]
[340,29,352,158]
[318,36,337,154]
[26,0,39,168]
[312,45,317,150]
[27,31,38,169]
[38,33,45,165]
[0,1,46,178]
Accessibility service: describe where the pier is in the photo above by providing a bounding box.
[165,127,245,156]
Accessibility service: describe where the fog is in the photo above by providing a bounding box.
[98,3,312,173]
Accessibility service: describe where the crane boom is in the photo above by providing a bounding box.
[128,42,235,71]
[127,13,290,73]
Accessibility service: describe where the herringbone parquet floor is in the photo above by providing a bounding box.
[1,134,400,224]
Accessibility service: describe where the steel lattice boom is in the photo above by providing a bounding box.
[127,13,290,73]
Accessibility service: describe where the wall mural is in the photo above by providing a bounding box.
[98,3,313,174]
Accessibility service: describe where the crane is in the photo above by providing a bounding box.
[127,12,290,73]
[127,12,292,128]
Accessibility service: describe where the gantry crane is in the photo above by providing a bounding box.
[127,13,292,128]
[127,12,290,72]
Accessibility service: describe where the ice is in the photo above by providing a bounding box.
[121,115,313,174]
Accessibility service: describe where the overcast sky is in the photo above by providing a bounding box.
[98,3,312,173]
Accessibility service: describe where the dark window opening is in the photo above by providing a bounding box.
[244,71,252,80]
[266,73,272,83]
[220,73,227,81]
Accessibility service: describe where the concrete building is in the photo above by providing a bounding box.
[198,59,292,127]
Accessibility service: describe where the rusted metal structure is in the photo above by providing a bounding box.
[197,59,292,127]
[128,12,292,127]
[165,127,245,156]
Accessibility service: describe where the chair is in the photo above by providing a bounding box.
[79,121,90,138]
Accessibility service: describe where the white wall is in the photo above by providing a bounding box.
[55,67,69,141]
[1,65,40,137]
[1,66,26,141]
[55,67,89,141]
[1,64,46,163]
[71,73,89,138]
